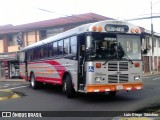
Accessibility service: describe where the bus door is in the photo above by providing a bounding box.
[78,35,86,90]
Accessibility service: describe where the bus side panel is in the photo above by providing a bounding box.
[55,59,78,91]
[28,60,64,85]
[27,59,78,90]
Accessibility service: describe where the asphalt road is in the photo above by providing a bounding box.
[0,75,160,120]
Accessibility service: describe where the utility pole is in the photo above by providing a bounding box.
[151,1,154,74]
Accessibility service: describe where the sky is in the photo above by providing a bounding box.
[0,0,160,33]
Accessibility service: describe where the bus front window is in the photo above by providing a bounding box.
[88,33,118,60]
[87,33,141,61]
[117,35,141,60]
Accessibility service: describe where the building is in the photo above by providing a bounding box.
[0,13,111,79]
[141,29,160,73]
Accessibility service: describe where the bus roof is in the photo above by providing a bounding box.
[21,20,140,51]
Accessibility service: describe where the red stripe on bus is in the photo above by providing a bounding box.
[28,60,66,83]
[45,60,66,79]
[36,77,62,84]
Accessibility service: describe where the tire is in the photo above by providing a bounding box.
[64,75,75,98]
[30,73,41,89]
[109,91,116,97]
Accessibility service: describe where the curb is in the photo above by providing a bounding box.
[143,73,160,77]
[0,89,20,101]
[0,79,27,82]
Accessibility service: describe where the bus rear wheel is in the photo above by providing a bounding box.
[30,73,41,89]
[64,75,75,98]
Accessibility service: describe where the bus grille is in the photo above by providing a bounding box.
[108,74,128,83]
[108,61,129,83]
[119,62,128,71]
[108,62,128,71]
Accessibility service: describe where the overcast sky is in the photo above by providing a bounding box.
[0,0,160,33]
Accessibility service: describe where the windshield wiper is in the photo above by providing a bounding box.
[102,55,116,65]
[103,59,108,65]
[122,49,133,64]
[118,42,133,64]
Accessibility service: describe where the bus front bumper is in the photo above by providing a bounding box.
[86,82,143,93]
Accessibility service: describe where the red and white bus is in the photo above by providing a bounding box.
[19,20,143,98]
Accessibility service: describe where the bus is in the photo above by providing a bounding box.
[19,20,143,98]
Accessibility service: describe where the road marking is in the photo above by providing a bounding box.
[153,77,160,80]
[4,84,11,86]
[6,85,30,90]
[143,77,150,79]
[2,86,9,88]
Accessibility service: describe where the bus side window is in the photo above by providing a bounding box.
[30,49,34,61]
[58,40,63,55]
[64,38,69,55]
[53,42,58,56]
[40,46,45,58]
[27,51,30,61]
[34,48,40,60]
[44,44,49,58]
[32,48,36,60]
[48,43,53,57]
[36,47,41,59]
[70,36,77,54]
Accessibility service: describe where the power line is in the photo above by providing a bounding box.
[153,0,160,6]
[126,15,160,21]
[36,8,100,22]
[36,8,71,18]
[134,12,160,17]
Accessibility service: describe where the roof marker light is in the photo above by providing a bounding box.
[92,26,97,31]
[98,26,103,32]
[135,28,140,33]
[130,28,135,33]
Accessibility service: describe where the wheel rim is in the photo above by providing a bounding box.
[63,81,67,92]
[31,75,35,87]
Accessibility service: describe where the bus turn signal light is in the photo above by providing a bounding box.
[96,63,101,68]
[134,62,140,67]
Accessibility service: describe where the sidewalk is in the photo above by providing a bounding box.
[142,71,160,77]
[0,78,26,100]
[0,89,19,101]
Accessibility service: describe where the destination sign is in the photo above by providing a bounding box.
[105,24,129,33]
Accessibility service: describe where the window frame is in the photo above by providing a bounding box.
[26,34,78,61]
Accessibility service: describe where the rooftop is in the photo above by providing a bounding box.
[0,13,112,35]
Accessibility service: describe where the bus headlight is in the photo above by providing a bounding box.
[134,75,140,81]
[95,77,102,82]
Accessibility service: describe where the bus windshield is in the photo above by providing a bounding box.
[88,33,141,60]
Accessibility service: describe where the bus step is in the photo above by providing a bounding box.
[78,90,86,93]
[79,84,84,90]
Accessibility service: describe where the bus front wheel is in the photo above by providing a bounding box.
[64,75,75,98]
[30,73,41,89]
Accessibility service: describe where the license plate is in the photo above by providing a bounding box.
[116,85,123,90]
